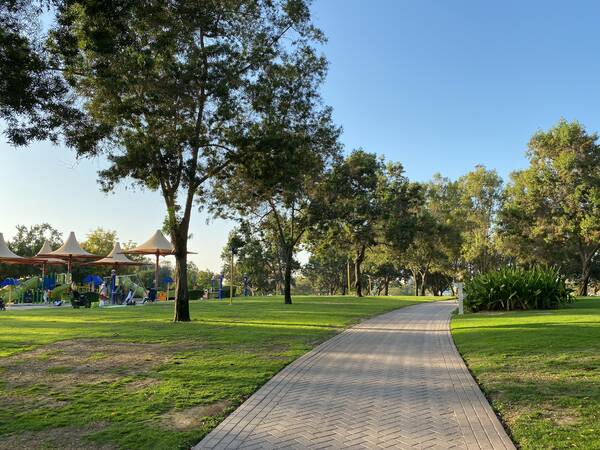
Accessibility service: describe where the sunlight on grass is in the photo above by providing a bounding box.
[452,297,600,450]
[0,295,435,449]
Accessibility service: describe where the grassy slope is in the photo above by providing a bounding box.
[0,295,435,449]
[452,297,600,450]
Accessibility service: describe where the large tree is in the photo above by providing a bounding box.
[210,39,340,304]
[81,227,117,257]
[223,225,287,296]
[48,0,325,319]
[325,151,419,297]
[457,165,504,275]
[500,120,600,295]
[8,223,63,256]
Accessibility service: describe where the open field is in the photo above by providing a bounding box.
[0,295,436,449]
[452,297,600,450]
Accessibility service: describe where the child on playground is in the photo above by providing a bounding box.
[99,282,108,306]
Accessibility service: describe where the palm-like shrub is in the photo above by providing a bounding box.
[464,266,573,312]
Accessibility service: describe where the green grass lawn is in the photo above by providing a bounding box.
[452,297,600,450]
[0,295,434,449]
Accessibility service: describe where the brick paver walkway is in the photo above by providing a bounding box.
[195,301,514,450]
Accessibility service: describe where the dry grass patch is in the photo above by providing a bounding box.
[0,339,172,390]
[160,400,232,431]
[0,423,114,450]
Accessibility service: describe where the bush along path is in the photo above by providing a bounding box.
[196,301,514,450]
[464,266,573,312]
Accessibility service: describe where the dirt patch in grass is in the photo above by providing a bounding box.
[123,378,161,392]
[160,400,232,431]
[0,423,114,450]
[0,339,172,389]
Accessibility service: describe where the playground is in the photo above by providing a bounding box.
[0,231,190,310]
[0,230,251,311]
[0,294,434,450]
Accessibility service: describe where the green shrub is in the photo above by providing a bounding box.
[464,266,574,312]
[86,292,99,303]
[189,289,205,300]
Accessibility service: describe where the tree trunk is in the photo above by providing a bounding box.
[283,248,293,304]
[384,277,390,296]
[172,227,191,322]
[578,257,592,297]
[420,272,426,296]
[412,270,419,296]
[354,245,366,297]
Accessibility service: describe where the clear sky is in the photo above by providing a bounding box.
[2,0,600,270]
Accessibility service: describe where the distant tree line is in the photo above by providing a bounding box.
[220,120,599,298]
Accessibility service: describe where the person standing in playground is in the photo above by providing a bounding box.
[110,269,117,305]
[99,282,108,306]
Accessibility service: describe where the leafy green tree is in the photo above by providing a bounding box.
[9,223,62,256]
[210,45,340,304]
[48,0,325,319]
[499,120,600,295]
[0,0,83,145]
[222,225,285,296]
[325,151,419,296]
[303,244,349,295]
[81,228,117,257]
[192,268,217,292]
[457,165,504,275]
[397,210,448,296]
[425,175,465,282]
[362,247,401,296]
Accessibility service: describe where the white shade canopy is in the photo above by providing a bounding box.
[39,232,98,260]
[121,230,174,256]
[83,242,146,267]
[34,241,66,266]
[0,232,37,264]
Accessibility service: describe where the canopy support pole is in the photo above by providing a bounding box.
[155,251,160,290]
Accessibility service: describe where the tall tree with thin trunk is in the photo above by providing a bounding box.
[210,48,341,304]
[47,0,324,320]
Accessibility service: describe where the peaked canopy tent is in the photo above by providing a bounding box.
[82,242,147,270]
[0,233,40,265]
[34,241,66,283]
[37,232,98,273]
[120,230,174,292]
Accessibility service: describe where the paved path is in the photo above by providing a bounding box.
[195,301,514,450]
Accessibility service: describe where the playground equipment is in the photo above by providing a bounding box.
[121,230,174,293]
[210,273,224,299]
[0,233,39,265]
[34,241,66,281]
[102,273,146,305]
[162,276,174,301]
[0,278,19,303]
[121,230,196,298]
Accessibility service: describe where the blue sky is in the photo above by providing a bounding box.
[2,0,600,270]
